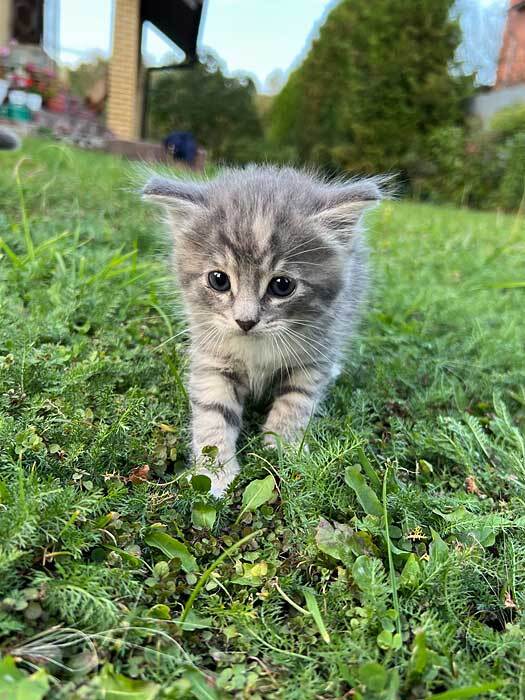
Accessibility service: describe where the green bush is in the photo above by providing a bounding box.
[415,114,525,212]
[414,126,504,210]
[497,132,525,210]
[147,52,263,164]
[411,126,468,205]
[269,0,473,174]
[489,103,525,141]
[369,106,525,211]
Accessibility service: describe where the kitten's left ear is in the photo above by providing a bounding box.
[312,178,383,242]
[142,175,208,217]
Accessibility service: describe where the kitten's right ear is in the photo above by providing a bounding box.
[142,176,208,217]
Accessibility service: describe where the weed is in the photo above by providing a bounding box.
[0,140,524,698]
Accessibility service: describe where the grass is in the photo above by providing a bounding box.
[0,139,524,700]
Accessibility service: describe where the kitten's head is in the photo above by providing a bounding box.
[143,166,381,342]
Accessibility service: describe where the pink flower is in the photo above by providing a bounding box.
[0,46,10,58]
[13,75,31,88]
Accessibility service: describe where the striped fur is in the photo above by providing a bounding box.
[143,166,382,496]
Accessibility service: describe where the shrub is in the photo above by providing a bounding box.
[269,0,473,174]
[413,126,505,210]
[147,51,263,164]
[497,132,525,211]
[415,105,525,212]
[412,126,468,205]
[489,103,525,141]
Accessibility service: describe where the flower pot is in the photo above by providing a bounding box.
[8,104,31,121]
[0,79,9,105]
[8,89,27,106]
[46,93,66,113]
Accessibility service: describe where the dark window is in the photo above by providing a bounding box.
[12,0,44,45]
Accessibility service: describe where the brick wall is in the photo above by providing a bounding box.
[0,1,13,47]
[107,0,141,140]
[496,1,525,88]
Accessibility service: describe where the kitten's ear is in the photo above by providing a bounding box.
[142,176,208,217]
[312,178,383,243]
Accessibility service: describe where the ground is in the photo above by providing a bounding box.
[0,140,524,700]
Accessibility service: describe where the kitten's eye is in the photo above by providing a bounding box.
[208,270,231,292]
[268,276,296,298]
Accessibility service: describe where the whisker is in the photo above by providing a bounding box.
[209,326,226,359]
[271,331,289,386]
[283,327,335,360]
[286,320,321,329]
[189,326,218,357]
[284,245,335,260]
[282,327,351,379]
[276,330,313,383]
[284,260,324,267]
[281,327,333,368]
[155,320,215,350]
[280,323,332,348]
[194,326,220,354]
[281,232,326,257]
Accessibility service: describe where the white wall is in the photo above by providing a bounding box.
[470,83,525,125]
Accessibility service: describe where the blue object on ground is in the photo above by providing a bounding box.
[163,131,197,165]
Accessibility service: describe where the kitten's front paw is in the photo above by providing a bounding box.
[195,461,240,497]
[263,431,310,453]
[263,432,279,449]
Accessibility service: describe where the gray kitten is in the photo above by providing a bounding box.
[143,166,381,496]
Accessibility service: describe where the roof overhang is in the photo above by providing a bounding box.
[140,0,204,63]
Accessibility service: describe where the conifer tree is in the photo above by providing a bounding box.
[269,0,473,173]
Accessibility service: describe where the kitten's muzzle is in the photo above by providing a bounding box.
[235,319,259,333]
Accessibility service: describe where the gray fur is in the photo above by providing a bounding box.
[0,128,20,151]
[143,165,382,496]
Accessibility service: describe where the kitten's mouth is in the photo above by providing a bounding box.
[235,328,261,337]
[231,324,266,338]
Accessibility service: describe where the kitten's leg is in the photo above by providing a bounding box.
[189,360,247,497]
[263,365,329,448]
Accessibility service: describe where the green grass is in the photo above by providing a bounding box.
[0,140,524,700]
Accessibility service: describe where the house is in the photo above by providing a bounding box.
[0,0,43,46]
[471,0,525,124]
[0,0,205,143]
[0,0,52,68]
[107,0,204,141]
[496,0,525,87]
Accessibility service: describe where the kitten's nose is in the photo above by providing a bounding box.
[236,319,258,333]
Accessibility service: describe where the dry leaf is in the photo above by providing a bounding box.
[504,590,517,609]
[465,475,480,495]
[128,464,150,483]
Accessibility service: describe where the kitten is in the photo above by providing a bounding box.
[0,128,20,150]
[143,166,382,496]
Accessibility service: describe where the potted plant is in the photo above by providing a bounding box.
[25,63,57,111]
[46,90,66,113]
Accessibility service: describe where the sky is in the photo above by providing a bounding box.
[53,0,334,92]
[51,0,508,91]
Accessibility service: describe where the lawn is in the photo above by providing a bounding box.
[0,140,524,700]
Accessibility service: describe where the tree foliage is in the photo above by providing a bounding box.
[269,0,474,173]
[65,57,108,100]
[147,52,264,163]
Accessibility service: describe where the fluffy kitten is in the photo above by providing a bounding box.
[143,166,381,496]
